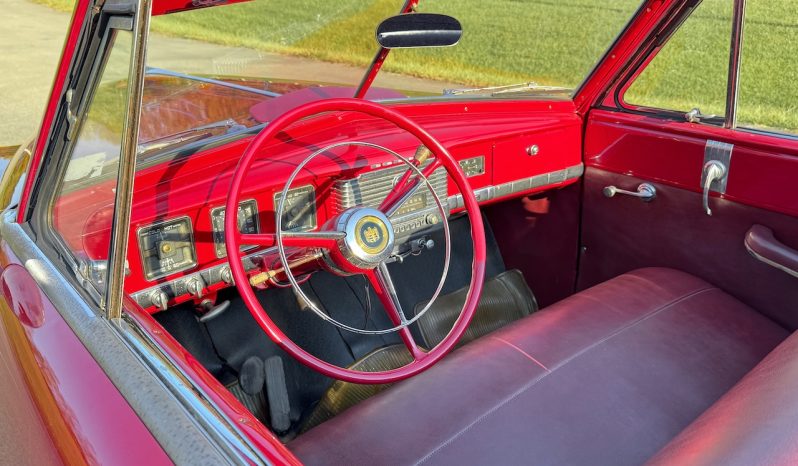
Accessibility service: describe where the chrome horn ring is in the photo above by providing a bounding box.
[274,141,451,335]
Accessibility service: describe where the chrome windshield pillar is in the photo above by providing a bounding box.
[106,0,151,319]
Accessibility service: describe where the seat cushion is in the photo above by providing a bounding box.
[646,329,798,466]
[290,268,788,465]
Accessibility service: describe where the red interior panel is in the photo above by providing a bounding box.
[580,110,798,329]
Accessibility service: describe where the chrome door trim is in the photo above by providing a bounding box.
[0,211,268,465]
[106,0,150,319]
[724,0,746,129]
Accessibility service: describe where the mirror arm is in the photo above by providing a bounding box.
[354,0,417,99]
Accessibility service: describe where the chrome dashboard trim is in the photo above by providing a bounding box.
[132,246,275,308]
[333,161,449,241]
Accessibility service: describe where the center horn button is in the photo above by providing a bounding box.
[333,208,395,269]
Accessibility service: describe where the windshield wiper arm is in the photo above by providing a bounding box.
[443,82,571,96]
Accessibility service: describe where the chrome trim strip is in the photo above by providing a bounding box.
[107,0,151,319]
[0,211,256,464]
[724,0,747,129]
[448,163,583,210]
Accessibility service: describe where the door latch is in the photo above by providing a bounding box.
[701,140,733,216]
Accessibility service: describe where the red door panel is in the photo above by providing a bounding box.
[0,246,171,465]
[585,110,798,216]
[579,110,798,329]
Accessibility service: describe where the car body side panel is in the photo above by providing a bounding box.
[0,244,172,465]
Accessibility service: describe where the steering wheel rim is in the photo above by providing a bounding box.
[225,98,486,384]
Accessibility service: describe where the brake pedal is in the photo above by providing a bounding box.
[265,356,292,433]
[239,356,265,396]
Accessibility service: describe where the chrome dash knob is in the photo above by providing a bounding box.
[149,290,169,311]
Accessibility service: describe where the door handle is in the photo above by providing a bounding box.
[702,160,727,216]
[603,183,656,202]
[744,225,798,279]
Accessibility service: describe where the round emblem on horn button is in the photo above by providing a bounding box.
[355,215,390,255]
[332,208,395,270]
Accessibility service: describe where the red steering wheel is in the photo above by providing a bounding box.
[225,98,486,384]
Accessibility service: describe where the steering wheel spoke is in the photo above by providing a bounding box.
[379,158,442,217]
[366,264,426,360]
[240,231,344,250]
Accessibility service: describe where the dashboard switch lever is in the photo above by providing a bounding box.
[149,290,169,311]
[186,276,206,298]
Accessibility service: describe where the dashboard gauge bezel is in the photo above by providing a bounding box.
[273,185,317,233]
[210,199,260,259]
[137,216,198,281]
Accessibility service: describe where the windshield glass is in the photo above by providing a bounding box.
[138,0,643,155]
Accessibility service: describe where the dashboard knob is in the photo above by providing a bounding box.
[186,277,205,298]
[220,266,234,285]
[149,290,169,311]
[425,214,439,225]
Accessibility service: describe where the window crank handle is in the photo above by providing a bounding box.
[603,183,657,202]
[702,160,727,216]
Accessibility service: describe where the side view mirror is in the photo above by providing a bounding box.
[376,13,462,49]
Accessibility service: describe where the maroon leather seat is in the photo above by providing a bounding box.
[647,329,798,466]
[291,268,788,465]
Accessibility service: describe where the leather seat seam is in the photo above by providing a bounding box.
[490,336,551,372]
[414,286,717,465]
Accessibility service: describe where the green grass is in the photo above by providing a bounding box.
[36,0,798,132]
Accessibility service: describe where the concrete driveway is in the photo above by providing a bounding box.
[1,0,456,149]
[0,0,70,148]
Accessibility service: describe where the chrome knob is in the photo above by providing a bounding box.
[603,183,656,202]
[220,266,234,285]
[186,277,205,298]
[149,290,169,311]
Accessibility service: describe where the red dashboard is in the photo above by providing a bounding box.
[54,99,582,312]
